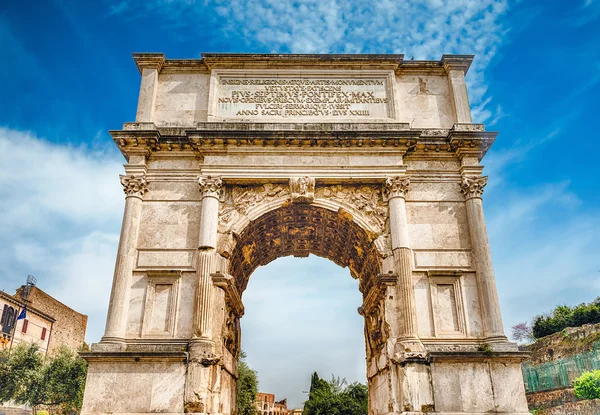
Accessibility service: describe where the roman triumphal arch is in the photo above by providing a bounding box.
[81,53,530,415]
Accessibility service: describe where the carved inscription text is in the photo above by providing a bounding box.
[217,76,391,119]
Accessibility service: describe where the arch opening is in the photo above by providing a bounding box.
[241,256,367,409]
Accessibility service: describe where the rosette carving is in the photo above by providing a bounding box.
[383,176,410,200]
[460,176,488,199]
[198,175,223,198]
[119,174,148,198]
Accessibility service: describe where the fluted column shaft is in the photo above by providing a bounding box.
[192,176,222,339]
[460,176,505,339]
[384,176,419,341]
[103,174,148,341]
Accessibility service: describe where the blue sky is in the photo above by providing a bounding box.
[1,0,599,408]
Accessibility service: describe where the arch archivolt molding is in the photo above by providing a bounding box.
[216,179,392,260]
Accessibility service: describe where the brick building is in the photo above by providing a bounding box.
[0,286,87,354]
[254,393,289,415]
[0,291,54,354]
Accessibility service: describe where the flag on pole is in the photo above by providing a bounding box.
[16,306,26,320]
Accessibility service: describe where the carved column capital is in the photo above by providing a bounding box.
[198,175,223,199]
[383,176,410,201]
[290,176,315,203]
[460,176,488,199]
[119,174,148,198]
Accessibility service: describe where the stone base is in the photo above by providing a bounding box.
[81,348,529,415]
[80,353,187,415]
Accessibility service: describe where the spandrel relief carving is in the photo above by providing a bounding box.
[315,185,387,233]
[218,183,290,232]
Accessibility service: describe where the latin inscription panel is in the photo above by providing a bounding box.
[215,74,393,120]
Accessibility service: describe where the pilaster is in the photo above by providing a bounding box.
[133,53,165,123]
[442,55,473,124]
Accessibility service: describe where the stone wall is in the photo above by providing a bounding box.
[522,323,600,414]
[531,398,600,415]
[15,286,87,354]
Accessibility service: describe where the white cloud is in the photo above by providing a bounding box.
[0,127,124,345]
[105,0,510,121]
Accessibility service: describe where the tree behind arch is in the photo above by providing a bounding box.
[237,350,259,415]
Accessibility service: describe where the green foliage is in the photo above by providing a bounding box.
[304,372,367,415]
[237,350,259,415]
[0,343,44,405]
[532,298,600,339]
[0,343,88,414]
[573,370,600,400]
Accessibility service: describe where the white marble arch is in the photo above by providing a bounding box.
[81,53,530,415]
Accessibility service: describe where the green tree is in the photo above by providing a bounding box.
[574,370,600,400]
[237,351,259,415]
[41,346,88,414]
[303,372,367,415]
[0,343,44,407]
[532,298,600,339]
[0,343,88,414]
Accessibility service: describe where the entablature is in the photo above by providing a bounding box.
[111,122,496,164]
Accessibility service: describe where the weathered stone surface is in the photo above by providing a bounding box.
[82,53,527,415]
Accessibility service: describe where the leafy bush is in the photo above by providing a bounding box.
[0,343,88,414]
[532,297,600,339]
[573,370,600,400]
[304,372,367,415]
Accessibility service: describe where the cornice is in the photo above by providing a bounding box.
[201,53,404,70]
[441,54,474,75]
[130,53,474,75]
[132,53,166,74]
[111,123,496,162]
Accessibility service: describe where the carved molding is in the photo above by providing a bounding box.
[290,176,315,203]
[358,273,396,358]
[459,176,487,199]
[211,272,244,317]
[212,272,243,357]
[361,272,397,314]
[219,184,289,232]
[383,176,410,201]
[315,184,387,233]
[198,175,223,199]
[120,174,149,198]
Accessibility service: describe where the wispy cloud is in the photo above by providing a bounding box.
[0,127,124,343]
[104,0,511,121]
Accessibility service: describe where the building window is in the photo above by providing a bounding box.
[41,327,46,340]
[1,305,16,334]
[22,319,28,333]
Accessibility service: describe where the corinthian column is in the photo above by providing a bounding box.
[460,176,505,340]
[192,175,222,339]
[384,176,421,346]
[102,174,148,342]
